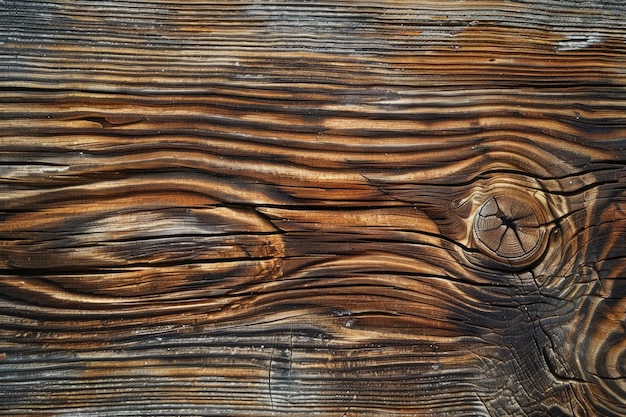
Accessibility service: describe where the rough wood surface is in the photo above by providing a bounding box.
[1,1,625,416]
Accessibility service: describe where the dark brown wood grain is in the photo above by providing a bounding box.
[0,1,625,416]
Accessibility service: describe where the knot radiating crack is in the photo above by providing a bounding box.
[473,194,547,267]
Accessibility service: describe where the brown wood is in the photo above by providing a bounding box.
[1,1,625,416]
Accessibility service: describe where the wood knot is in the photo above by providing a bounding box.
[472,193,547,269]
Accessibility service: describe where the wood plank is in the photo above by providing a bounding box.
[0,1,625,415]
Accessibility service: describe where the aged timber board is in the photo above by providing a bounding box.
[0,1,625,416]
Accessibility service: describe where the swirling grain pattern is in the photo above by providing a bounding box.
[0,1,625,416]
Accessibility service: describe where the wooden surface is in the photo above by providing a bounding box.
[1,1,625,416]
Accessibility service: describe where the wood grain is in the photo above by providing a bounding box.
[0,1,625,416]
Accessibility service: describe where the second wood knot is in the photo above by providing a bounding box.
[473,193,547,269]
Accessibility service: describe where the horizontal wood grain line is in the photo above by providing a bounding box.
[4,1,626,31]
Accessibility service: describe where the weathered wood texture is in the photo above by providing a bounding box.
[1,1,625,416]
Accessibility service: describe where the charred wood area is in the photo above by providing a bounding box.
[0,1,625,416]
